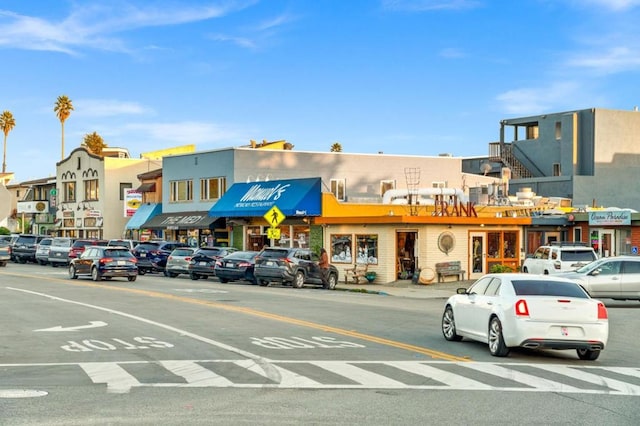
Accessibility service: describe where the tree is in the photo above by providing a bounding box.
[330,142,342,152]
[54,95,74,160]
[82,131,107,155]
[0,110,15,173]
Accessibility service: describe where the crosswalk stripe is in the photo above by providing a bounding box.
[459,362,583,393]
[535,364,640,395]
[79,362,140,394]
[310,361,406,387]
[233,359,322,387]
[160,361,234,387]
[386,361,493,389]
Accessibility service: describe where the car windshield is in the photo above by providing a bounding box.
[260,249,289,259]
[104,249,134,258]
[560,250,596,262]
[195,249,223,257]
[52,238,73,247]
[512,279,589,298]
[172,249,194,256]
[574,258,607,273]
[136,243,160,250]
[226,251,257,260]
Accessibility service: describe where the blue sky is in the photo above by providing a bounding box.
[2,0,640,182]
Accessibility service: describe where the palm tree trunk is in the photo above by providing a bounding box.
[2,134,6,173]
[61,121,65,160]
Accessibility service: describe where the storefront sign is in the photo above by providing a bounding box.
[589,210,631,226]
[124,189,142,217]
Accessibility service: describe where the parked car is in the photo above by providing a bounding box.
[107,239,140,251]
[68,239,108,262]
[35,237,53,265]
[132,241,189,275]
[558,256,640,301]
[0,239,10,266]
[48,237,75,267]
[214,251,259,284]
[253,247,339,290]
[164,247,197,277]
[188,247,238,280]
[522,242,597,274]
[12,234,48,263]
[68,246,138,282]
[441,273,608,360]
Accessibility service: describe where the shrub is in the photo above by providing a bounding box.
[490,264,514,273]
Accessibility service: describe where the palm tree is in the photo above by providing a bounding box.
[82,131,107,155]
[54,95,74,160]
[330,142,342,152]
[0,110,15,173]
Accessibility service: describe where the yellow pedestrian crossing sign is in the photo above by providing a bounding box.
[267,227,281,240]
[264,205,285,227]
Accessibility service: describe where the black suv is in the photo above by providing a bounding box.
[132,241,189,274]
[253,247,339,289]
[12,234,47,263]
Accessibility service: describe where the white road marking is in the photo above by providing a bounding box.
[160,360,233,387]
[173,289,229,294]
[34,320,108,332]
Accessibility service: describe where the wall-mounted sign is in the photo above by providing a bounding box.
[124,189,142,217]
[588,210,631,226]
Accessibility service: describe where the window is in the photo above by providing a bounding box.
[380,180,395,197]
[330,179,346,201]
[432,181,446,189]
[526,124,539,139]
[84,179,99,201]
[553,163,561,176]
[555,121,562,140]
[200,177,227,201]
[170,180,193,202]
[120,183,132,200]
[355,234,378,264]
[330,234,353,264]
[573,227,582,243]
[63,181,76,203]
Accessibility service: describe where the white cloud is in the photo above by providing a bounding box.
[124,121,246,145]
[569,0,640,12]
[74,99,152,117]
[566,46,640,75]
[0,1,252,54]
[381,0,482,11]
[495,82,582,115]
[439,47,465,58]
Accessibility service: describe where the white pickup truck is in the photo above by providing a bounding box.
[48,237,75,267]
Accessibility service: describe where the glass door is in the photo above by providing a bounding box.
[469,232,486,279]
[590,229,615,258]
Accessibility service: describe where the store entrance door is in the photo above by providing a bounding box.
[396,231,417,279]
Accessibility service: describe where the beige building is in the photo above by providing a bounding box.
[55,147,162,239]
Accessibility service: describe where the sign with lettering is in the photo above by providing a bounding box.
[588,210,631,226]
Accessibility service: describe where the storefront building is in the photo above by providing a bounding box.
[140,211,228,247]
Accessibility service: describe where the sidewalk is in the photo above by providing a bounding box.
[336,278,475,299]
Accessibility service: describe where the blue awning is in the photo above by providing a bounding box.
[125,203,162,230]
[209,177,322,217]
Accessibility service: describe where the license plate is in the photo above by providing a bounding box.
[226,262,234,268]
[200,261,207,266]
[266,261,274,266]
[140,253,146,257]
[117,260,125,265]
[561,326,569,336]
[55,253,61,257]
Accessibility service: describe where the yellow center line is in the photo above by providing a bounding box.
[3,271,470,362]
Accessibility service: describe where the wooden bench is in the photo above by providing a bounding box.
[344,263,368,284]
[435,261,466,283]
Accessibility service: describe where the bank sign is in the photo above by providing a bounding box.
[589,210,632,226]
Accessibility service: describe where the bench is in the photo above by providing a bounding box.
[435,261,466,283]
[344,263,368,284]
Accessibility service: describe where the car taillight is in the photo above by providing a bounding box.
[597,302,608,319]
[99,257,114,264]
[238,262,251,267]
[515,299,530,317]
[129,257,137,263]
[283,257,293,263]
[168,256,174,260]
[185,257,192,261]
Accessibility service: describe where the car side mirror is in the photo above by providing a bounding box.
[589,269,600,276]
[457,288,468,294]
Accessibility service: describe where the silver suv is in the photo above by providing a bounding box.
[522,242,597,274]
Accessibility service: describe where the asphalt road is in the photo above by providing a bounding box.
[1,263,640,425]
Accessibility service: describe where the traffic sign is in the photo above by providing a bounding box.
[264,205,285,227]
[267,227,281,240]
[50,188,57,196]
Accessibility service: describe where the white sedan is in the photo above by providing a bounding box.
[441,273,609,360]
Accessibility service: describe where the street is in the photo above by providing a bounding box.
[2,263,640,425]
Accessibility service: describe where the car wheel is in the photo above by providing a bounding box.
[577,348,600,361]
[169,272,178,278]
[51,263,58,268]
[442,306,463,341]
[522,267,528,273]
[324,273,337,290]
[91,267,102,282]
[68,265,78,279]
[488,316,510,357]
[163,270,170,277]
[138,269,146,275]
[190,273,199,280]
[128,276,137,282]
[292,271,305,289]
[219,278,229,283]
[259,279,269,287]
[543,270,549,275]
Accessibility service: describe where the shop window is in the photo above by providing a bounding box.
[84,179,99,201]
[275,226,291,248]
[63,181,76,203]
[330,234,353,263]
[356,234,378,264]
[292,226,309,248]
